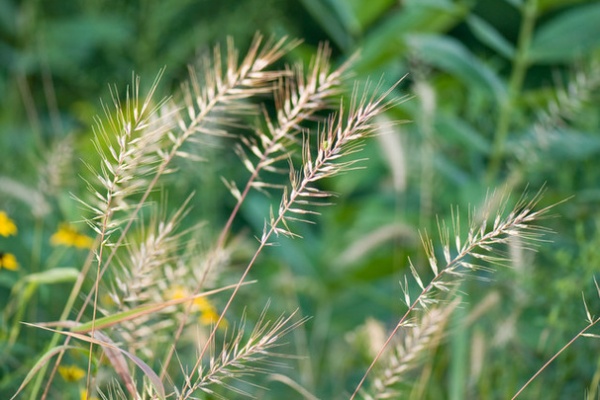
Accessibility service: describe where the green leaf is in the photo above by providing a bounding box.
[0,273,18,289]
[344,0,396,32]
[299,0,353,51]
[434,155,470,185]
[503,0,523,9]
[22,268,79,285]
[467,15,515,59]
[529,3,600,63]
[435,114,491,154]
[328,0,361,37]
[406,34,507,103]
[0,0,16,35]
[528,129,600,160]
[37,282,253,334]
[36,15,132,74]
[355,2,469,73]
[537,0,592,13]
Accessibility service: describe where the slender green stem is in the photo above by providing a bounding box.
[32,72,167,400]
[28,242,98,400]
[486,0,538,183]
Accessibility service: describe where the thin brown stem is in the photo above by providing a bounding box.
[512,317,600,399]
[179,87,393,397]
[160,46,348,380]
[350,193,552,398]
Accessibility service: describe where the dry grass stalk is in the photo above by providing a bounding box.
[365,299,460,399]
[183,308,308,398]
[512,278,600,399]
[104,199,195,359]
[351,190,556,399]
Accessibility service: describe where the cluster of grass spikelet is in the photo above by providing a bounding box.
[8,34,594,400]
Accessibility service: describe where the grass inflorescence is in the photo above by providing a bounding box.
[2,29,598,400]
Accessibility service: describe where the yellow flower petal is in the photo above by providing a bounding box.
[58,365,86,382]
[167,285,190,301]
[0,211,17,237]
[80,388,99,400]
[0,252,19,271]
[51,224,93,249]
[167,287,226,327]
[73,234,94,249]
[199,309,220,325]
[192,296,214,311]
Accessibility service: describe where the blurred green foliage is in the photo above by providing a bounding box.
[2,0,600,399]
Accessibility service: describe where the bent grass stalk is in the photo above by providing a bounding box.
[486,0,538,182]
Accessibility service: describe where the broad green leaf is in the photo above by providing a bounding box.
[435,114,491,154]
[523,129,600,160]
[299,0,353,51]
[5,268,78,346]
[406,34,507,103]
[22,268,79,285]
[355,2,469,73]
[405,0,457,6]
[434,154,470,185]
[529,3,600,63]
[538,0,592,13]
[0,273,17,289]
[502,0,523,9]
[328,0,361,37]
[345,0,396,31]
[467,15,515,59]
[35,15,132,74]
[0,0,16,35]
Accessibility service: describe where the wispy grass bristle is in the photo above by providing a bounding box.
[351,189,557,399]
[365,299,460,400]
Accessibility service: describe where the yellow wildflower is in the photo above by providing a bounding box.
[50,224,94,249]
[80,388,99,400]
[58,365,86,382]
[0,211,17,236]
[0,252,19,271]
[199,307,222,326]
[194,296,228,328]
[166,286,227,328]
[168,285,189,301]
[193,296,215,312]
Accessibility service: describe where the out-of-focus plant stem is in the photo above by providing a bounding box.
[487,0,538,183]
